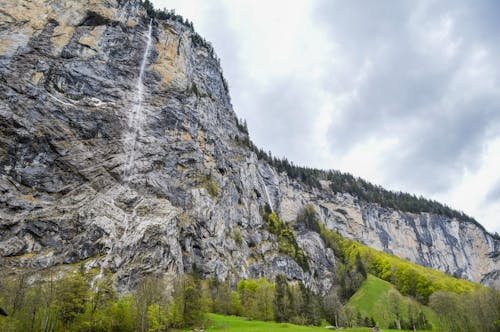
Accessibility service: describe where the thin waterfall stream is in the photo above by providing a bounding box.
[263,185,273,213]
[122,19,153,182]
[93,20,153,290]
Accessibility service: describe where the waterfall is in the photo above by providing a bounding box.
[94,21,153,290]
[263,185,274,213]
[123,19,153,182]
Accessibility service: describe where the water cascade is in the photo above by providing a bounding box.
[122,19,153,182]
[263,185,274,213]
[93,20,153,290]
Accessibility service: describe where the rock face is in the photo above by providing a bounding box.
[0,0,498,290]
[277,185,499,288]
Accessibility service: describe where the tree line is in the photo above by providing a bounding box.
[1,205,498,331]
[139,1,193,28]
[234,120,491,236]
[0,266,206,332]
[0,269,378,332]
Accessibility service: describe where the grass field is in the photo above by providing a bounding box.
[349,274,393,317]
[348,274,436,329]
[198,275,437,332]
[205,313,368,331]
[203,313,424,332]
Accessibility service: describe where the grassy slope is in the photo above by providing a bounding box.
[204,313,422,332]
[348,274,436,329]
[348,274,392,321]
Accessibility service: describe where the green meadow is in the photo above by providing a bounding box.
[204,313,424,332]
[348,274,436,330]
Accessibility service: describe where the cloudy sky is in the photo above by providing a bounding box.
[152,0,500,234]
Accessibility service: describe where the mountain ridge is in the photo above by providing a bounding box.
[141,1,496,238]
[0,0,498,291]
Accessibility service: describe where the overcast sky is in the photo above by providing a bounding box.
[152,0,500,234]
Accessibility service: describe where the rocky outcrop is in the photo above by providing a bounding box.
[274,179,499,288]
[0,0,498,291]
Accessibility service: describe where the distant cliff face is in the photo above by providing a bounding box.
[0,0,498,290]
[274,178,499,288]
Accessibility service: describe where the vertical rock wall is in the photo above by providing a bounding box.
[0,0,497,291]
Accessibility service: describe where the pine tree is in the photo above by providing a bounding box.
[355,253,367,278]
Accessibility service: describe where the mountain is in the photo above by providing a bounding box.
[0,0,498,291]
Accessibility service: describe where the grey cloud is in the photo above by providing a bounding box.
[245,75,322,164]
[316,0,500,194]
[389,98,500,193]
[485,179,500,204]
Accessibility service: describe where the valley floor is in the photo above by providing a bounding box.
[201,313,431,332]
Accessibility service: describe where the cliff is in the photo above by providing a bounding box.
[0,0,498,290]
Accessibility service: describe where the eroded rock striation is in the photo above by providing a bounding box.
[0,0,498,290]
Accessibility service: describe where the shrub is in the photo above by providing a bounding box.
[261,210,309,271]
[198,175,219,198]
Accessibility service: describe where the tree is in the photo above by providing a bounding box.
[208,279,232,315]
[301,283,321,326]
[256,278,274,321]
[135,275,168,332]
[147,303,168,332]
[170,274,204,328]
[140,0,155,17]
[323,286,343,327]
[388,289,402,330]
[355,254,367,279]
[108,295,136,332]
[355,310,363,327]
[184,282,204,326]
[288,283,305,325]
[407,301,420,332]
[274,275,290,322]
[343,305,356,328]
[87,275,117,331]
[237,279,259,319]
[0,273,29,318]
[297,204,320,233]
[56,272,89,328]
[230,291,243,316]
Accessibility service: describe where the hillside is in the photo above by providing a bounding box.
[348,275,436,329]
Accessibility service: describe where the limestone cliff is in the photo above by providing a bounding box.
[0,0,498,290]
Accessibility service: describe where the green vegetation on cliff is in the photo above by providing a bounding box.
[316,219,480,303]
[262,208,309,271]
[295,204,479,304]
